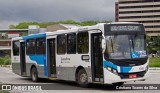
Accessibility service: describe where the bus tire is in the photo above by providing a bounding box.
[77,69,89,88]
[112,82,124,86]
[31,67,38,82]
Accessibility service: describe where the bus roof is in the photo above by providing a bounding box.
[22,33,47,40]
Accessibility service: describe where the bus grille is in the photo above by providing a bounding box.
[118,71,146,79]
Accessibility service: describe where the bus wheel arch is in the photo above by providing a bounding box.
[75,66,89,87]
[30,65,39,82]
[75,66,83,82]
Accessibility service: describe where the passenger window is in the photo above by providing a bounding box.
[13,41,20,56]
[57,35,66,54]
[67,33,76,54]
[26,39,35,55]
[77,32,89,54]
[36,38,46,54]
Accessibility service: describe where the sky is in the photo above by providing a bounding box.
[0,0,117,29]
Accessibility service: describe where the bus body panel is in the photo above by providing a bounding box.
[11,22,149,85]
[103,59,149,84]
[11,37,22,76]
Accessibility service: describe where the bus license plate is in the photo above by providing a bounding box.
[129,74,137,78]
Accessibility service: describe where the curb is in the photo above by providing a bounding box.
[0,65,12,68]
[149,68,160,70]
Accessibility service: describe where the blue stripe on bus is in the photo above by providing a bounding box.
[103,60,132,73]
[23,33,46,40]
[29,55,48,76]
[103,60,118,70]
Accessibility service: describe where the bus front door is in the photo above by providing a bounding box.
[20,41,26,76]
[91,33,103,82]
[47,38,56,77]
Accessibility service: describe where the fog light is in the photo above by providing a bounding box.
[112,69,118,74]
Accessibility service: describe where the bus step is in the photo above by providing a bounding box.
[48,77,58,80]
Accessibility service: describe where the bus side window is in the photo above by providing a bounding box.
[36,38,46,54]
[13,41,20,56]
[67,33,76,54]
[57,35,66,54]
[26,39,35,55]
[77,32,89,54]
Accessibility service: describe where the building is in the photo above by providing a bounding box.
[0,29,28,56]
[115,0,160,36]
[0,24,81,56]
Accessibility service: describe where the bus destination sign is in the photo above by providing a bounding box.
[110,25,142,32]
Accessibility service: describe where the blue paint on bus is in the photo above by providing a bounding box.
[103,60,118,70]
[23,33,46,40]
[22,33,48,76]
[120,66,132,73]
[29,55,48,76]
[103,60,132,73]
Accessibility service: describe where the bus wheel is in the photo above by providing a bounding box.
[31,67,38,82]
[77,69,89,88]
[112,82,124,86]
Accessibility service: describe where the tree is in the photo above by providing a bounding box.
[153,35,160,51]
[146,35,152,53]
[9,25,16,29]
[10,20,111,29]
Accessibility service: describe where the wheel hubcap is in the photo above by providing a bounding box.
[80,73,87,83]
[32,71,36,80]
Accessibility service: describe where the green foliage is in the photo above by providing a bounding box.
[9,24,16,29]
[0,55,11,65]
[146,35,152,53]
[149,57,160,67]
[0,90,10,93]
[146,35,160,53]
[15,22,39,29]
[152,35,160,51]
[80,20,99,26]
[10,20,111,29]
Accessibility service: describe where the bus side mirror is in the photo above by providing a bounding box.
[101,36,106,53]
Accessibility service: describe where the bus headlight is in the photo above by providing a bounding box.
[106,66,118,75]
[106,66,112,71]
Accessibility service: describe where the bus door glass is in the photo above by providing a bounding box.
[20,41,26,76]
[47,38,56,77]
[91,33,103,82]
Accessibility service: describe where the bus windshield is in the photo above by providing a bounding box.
[105,35,147,59]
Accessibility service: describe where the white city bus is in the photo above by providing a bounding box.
[11,22,149,87]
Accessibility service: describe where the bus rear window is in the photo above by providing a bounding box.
[13,41,20,56]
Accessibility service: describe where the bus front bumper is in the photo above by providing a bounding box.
[103,69,149,84]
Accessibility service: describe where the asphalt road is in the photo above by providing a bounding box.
[0,67,160,93]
